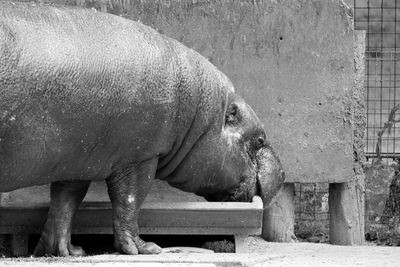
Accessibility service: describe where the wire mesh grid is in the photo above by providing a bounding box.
[354,0,400,245]
[294,183,329,242]
[354,0,400,158]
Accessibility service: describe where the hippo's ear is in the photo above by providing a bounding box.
[225,103,241,125]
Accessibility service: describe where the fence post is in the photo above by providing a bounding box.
[262,183,295,242]
[329,182,365,245]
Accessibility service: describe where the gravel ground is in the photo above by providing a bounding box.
[0,237,399,267]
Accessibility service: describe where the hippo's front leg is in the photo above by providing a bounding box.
[106,157,161,254]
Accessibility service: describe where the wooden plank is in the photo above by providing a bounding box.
[261,183,295,242]
[329,182,364,245]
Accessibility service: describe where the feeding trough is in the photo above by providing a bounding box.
[0,180,263,256]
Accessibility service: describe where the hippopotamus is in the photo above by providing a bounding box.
[0,1,284,256]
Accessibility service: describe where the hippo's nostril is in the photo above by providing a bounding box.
[258,137,265,145]
[257,136,265,149]
[250,136,265,152]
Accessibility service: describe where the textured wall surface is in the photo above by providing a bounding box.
[1,0,364,206]
[108,0,358,183]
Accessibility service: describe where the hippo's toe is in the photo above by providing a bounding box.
[115,234,162,255]
[68,244,87,256]
[33,238,86,257]
[138,242,162,254]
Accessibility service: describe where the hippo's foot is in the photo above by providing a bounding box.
[34,235,86,257]
[114,232,162,255]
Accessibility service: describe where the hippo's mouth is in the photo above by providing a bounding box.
[203,146,284,203]
[204,174,257,202]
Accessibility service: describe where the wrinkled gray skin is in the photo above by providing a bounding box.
[0,2,284,256]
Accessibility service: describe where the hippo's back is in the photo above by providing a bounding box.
[0,1,186,106]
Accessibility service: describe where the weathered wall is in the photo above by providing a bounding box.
[1,0,365,206]
[102,0,358,183]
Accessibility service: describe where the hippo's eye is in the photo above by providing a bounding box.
[225,103,241,125]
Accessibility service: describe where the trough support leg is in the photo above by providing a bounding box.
[11,233,29,256]
[234,234,248,253]
[329,182,364,245]
[262,183,295,242]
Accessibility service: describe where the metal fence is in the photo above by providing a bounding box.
[294,183,329,242]
[354,0,400,158]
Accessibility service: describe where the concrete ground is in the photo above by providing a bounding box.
[245,237,400,267]
[0,237,399,267]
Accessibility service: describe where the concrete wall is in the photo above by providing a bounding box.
[103,0,360,183]
[1,0,365,206]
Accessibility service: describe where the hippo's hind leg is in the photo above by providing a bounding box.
[34,180,90,256]
[106,157,161,255]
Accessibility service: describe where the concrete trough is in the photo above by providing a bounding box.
[0,181,263,256]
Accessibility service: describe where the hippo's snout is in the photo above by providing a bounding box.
[256,145,285,206]
[203,144,284,203]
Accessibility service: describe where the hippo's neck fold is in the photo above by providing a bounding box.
[155,55,234,193]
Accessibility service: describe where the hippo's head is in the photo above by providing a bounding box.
[164,91,285,205]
